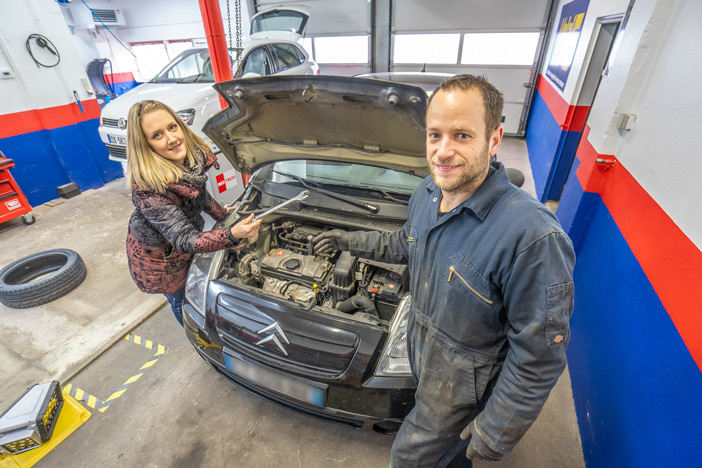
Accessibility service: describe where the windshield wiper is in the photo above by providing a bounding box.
[272,170,380,214]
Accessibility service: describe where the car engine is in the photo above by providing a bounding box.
[219,218,408,322]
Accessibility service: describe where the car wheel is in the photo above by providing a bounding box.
[0,249,87,309]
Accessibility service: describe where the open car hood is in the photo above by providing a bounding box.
[203,75,429,177]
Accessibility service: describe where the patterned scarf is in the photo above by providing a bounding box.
[179,147,209,188]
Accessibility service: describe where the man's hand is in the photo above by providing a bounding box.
[313,230,350,254]
[460,421,503,462]
[229,213,262,240]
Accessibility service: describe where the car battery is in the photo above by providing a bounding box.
[368,270,404,318]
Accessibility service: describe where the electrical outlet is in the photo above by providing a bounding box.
[617,113,637,131]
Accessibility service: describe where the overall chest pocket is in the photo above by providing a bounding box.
[436,252,497,346]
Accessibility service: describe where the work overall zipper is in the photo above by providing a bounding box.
[448,266,493,304]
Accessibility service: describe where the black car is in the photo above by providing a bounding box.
[182,75,432,433]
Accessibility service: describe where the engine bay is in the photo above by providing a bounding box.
[217,218,408,323]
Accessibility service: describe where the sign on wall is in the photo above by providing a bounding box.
[546,0,590,91]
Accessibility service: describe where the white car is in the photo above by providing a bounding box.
[97,7,318,202]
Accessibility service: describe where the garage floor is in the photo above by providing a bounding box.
[0,138,585,468]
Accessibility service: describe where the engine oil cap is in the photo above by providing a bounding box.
[284,258,302,270]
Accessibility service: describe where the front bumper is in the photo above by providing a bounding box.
[97,125,127,163]
[182,299,415,432]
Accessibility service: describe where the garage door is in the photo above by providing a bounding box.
[254,0,553,136]
[393,0,553,136]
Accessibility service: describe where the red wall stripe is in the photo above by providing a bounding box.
[576,126,702,371]
[0,99,101,140]
[104,72,136,84]
[536,74,591,131]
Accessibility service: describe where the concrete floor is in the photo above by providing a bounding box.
[0,137,585,468]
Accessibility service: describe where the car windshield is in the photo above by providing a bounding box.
[269,160,423,196]
[151,49,240,83]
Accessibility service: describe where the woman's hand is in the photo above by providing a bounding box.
[229,213,261,240]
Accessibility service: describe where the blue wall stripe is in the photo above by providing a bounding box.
[564,180,702,466]
[0,118,122,207]
[546,129,582,201]
[526,90,586,203]
[526,91,566,202]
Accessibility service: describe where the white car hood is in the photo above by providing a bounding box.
[100,82,218,119]
[204,75,430,177]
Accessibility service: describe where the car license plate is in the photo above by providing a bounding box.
[223,354,326,407]
[108,134,127,146]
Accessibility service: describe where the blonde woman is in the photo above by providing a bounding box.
[125,100,260,326]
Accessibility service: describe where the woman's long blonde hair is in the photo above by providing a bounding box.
[126,100,211,191]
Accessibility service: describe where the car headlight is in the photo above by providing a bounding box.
[184,253,213,316]
[375,294,412,376]
[177,108,196,126]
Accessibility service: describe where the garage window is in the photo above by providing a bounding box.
[393,34,461,65]
[461,32,540,66]
[313,36,368,64]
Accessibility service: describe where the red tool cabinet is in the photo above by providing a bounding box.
[0,152,35,225]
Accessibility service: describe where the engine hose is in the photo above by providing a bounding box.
[337,295,378,318]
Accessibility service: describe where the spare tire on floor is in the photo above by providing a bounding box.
[0,249,87,309]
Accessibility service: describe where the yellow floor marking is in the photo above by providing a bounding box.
[124,373,143,385]
[105,388,127,402]
[140,359,158,370]
[61,334,169,415]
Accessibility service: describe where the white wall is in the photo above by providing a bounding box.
[0,0,95,114]
[583,0,702,248]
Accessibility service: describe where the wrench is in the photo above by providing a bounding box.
[253,190,310,221]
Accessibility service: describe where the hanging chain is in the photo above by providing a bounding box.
[226,0,232,50]
[235,0,242,71]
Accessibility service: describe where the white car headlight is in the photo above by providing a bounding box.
[375,295,412,376]
[184,253,213,316]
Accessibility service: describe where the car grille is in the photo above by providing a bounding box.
[102,118,121,128]
[106,144,127,161]
[215,292,359,379]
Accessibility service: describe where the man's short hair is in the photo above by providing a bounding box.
[427,74,505,138]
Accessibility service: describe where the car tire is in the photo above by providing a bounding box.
[0,249,87,309]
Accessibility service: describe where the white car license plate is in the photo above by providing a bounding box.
[108,134,127,146]
[223,354,326,407]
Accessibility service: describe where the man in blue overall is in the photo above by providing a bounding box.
[314,74,575,467]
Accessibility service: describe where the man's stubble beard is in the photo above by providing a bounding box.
[429,140,491,193]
